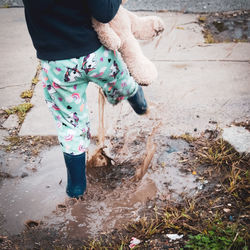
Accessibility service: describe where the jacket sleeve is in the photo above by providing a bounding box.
[86,0,122,23]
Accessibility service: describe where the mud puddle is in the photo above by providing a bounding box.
[39,133,201,240]
[0,132,202,240]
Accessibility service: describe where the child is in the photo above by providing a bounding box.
[22,0,147,198]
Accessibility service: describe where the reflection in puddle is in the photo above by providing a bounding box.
[0,147,67,235]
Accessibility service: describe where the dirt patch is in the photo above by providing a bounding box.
[0,135,59,155]
[199,11,250,43]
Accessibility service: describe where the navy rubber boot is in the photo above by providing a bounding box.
[63,152,86,198]
[128,85,148,115]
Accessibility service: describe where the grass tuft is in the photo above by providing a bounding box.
[32,77,39,85]
[5,103,33,123]
[21,89,33,99]
[198,16,207,23]
[170,133,197,143]
[204,30,216,43]
[196,138,241,168]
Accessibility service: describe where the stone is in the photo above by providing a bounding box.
[222,126,250,154]
[0,129,9,146]
[21,172,28,178]
[2,114,19,129]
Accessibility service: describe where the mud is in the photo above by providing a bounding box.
[200,11,250,42]
[98,88,106,147]
[0,129,200,240]
[34,132,200,241]
[44,139,198,239]
[134,123,159,181]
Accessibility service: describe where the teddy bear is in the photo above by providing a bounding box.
[92,0,165,86]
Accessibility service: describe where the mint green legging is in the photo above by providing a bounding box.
[41,46,138,155]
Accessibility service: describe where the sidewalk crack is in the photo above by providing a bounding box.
[0,83,29,90]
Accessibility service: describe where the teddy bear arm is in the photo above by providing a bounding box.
[92,18,121,50]
[127,10,165,40]
[120,35,158,85]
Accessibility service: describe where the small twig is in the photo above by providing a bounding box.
[210,204,224,209]
[182,222,203,233]
[227,232,239,250]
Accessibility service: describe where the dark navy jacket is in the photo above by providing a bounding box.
[22,0,121,60]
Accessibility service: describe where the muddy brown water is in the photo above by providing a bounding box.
[0,131,200,239]
[43,138,198,240]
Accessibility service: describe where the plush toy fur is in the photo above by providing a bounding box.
[92,0,164,86]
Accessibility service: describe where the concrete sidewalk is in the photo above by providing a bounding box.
[0,8,249,139]
[0,8,37,109]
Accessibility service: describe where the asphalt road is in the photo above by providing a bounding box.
[0,0,250,13]
[125,0,250,13]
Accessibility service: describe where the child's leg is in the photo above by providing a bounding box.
[41,59,90,198]
[85,46,147,113]
[127,85,147,115]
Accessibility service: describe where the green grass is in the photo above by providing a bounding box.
[5,103,33,123]
[185,225,248,250]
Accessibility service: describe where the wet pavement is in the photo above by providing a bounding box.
[124,0,250,13]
